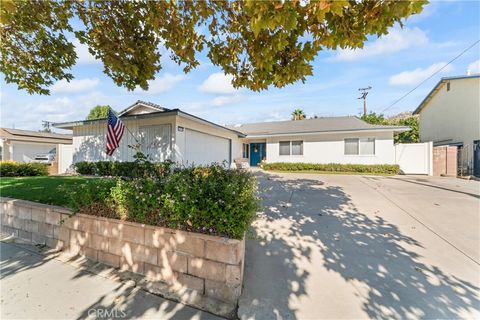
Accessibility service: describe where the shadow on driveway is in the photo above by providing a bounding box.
[239,171,479,319]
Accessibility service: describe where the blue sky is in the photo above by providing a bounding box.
[1,1,479,132]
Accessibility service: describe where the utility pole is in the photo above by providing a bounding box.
[358,86,372,116]
[41,120,53,133]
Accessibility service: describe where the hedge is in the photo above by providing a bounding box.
[74,160,173,178]
[0,161,49,177]
[68,162,258,239]
[262,162,400,174]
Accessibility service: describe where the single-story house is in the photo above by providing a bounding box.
[53,100,410,167]
[0,128,72,162]
[413,74,480,176]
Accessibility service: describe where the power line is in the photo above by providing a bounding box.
[379,39,480,113]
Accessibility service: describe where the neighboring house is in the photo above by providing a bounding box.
[0,128,72,163]
[413,74,480,176]
[53,100,409,167]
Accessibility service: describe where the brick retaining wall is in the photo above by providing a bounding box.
[0,197,245,315]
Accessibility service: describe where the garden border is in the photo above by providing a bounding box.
[0,197,245,317]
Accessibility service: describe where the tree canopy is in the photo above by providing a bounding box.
[86,105,112,120]
[361,111,419,143]
[291,108,306,120]
[0,0,427,95]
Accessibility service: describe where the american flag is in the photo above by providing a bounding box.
[106,109,125,156]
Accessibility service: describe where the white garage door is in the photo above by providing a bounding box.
[12,143,56,163]
[185,129,230,166]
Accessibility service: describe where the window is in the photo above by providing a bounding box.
[344,138,375,155]
[279,141,290,155]
[242,143,249,158]
[344,138,359,155]
[279,141,303,156]
[360,138,375,155]
[292,141,303,155]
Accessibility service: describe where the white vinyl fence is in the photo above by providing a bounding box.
[394,142,433,175]
[58,144,73,174]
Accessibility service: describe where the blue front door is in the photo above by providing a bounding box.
[250,143,266,166]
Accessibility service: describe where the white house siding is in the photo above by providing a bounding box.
[263,131,395,165]
[174,116,241,166]
[418,77,480,170]
[73,116,175,163]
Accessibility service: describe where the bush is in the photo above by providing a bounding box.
[74,160,173,178]
[0,161,49,177]
[263,162,400,175]
[74,161,96,175]
[67,162,258,239]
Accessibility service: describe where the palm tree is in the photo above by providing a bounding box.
[291,108,306,121]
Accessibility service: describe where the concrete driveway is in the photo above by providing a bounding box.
[238,172,480,319]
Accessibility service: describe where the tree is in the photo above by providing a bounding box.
[1,1,427,95]
[87,105,112,120]
[391,116,419,143]
[361,112,385,125]
[291,108,306,120]
[361,111,419,143]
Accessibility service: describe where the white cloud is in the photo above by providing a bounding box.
[199,73,237,95]
[468,59,480,74]
[0,90,118,130]
[133,73,185,94]
[51,78,100,94]
[212,95,244,106]
[73,39,99,64]
[334,27,428,61]
[389,62,454,86]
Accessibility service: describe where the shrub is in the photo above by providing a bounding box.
[67,162,258,239]
[160,165,258,239]
[74,161,96,175]
[262,162,400,175]
[74,160,173,178]
[61,179,115,214]
[0,161,49,177]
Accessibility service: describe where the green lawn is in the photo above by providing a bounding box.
[0,176,101,207]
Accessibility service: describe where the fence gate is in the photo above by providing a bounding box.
[394,142,433,175]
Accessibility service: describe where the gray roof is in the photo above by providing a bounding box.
[118,100,170,116]
[0,127,72,140]
[413,74,480,114]
[226,116,410,136]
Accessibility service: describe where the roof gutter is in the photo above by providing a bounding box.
[242,127,411,139]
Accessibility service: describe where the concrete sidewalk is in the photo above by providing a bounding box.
[0,241,222,320]
[238,172,480,319]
